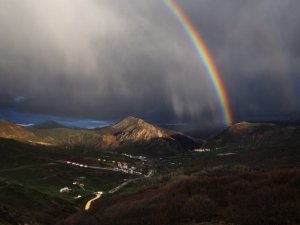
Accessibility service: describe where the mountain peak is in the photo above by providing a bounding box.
[35,120,66,129]
[121,116,144,124]
[112,116,146,129]
[105,116,168,143]
[230,121,253,132]
[229,121,277,133]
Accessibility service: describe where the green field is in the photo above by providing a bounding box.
[0,139,142,224]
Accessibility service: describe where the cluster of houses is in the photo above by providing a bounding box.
[97,158,117,165]
[67,161,88,168]
[117,161,129,169]
[59,186,82,199]
[96,154,147,175]
[97,158,142,174]
[97,158,108,162]
[121,153,147,161]
[73,179,85,189]
[115,161,142,175]
[59,177,86,199]
[193,148,211,152]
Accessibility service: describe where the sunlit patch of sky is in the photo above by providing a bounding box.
[14,96,26,102]
[0,108,113,129]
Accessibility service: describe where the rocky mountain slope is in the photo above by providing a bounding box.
[0,120,37,142]
[97,116,200,154]
[98,116,168,141]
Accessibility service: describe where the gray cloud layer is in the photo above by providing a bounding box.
[0,0,299,126]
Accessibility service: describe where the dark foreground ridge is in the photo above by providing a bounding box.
[63,168,300,225]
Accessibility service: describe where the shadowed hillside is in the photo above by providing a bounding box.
[205,122,300,148]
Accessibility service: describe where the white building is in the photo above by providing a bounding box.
[60,187,72,193]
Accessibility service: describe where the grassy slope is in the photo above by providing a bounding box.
[0,180,76,225]
[0,139,130,225]
[29,128,101,147]
[0,139,130,199]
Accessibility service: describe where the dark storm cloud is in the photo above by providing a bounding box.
[0,91,14,108]
[0,0,216,121]
[180,0,300,120]
[0,0,299,126]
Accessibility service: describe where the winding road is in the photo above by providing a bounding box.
[84,192,102,211]
[84,170,154,210]
[84,179,137,211]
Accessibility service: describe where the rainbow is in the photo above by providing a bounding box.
[163,0,233,126]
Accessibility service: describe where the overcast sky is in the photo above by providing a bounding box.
[0,0,299,128]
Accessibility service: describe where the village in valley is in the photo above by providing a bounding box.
[57,152,152,201]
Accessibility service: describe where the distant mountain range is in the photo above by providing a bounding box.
[1,118,300,154]
[0,117,200,154]
[34,120,67,129]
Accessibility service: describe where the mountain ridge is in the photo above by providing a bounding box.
[0,117,200,154]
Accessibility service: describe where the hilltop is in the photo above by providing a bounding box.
[204,121,300,148]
